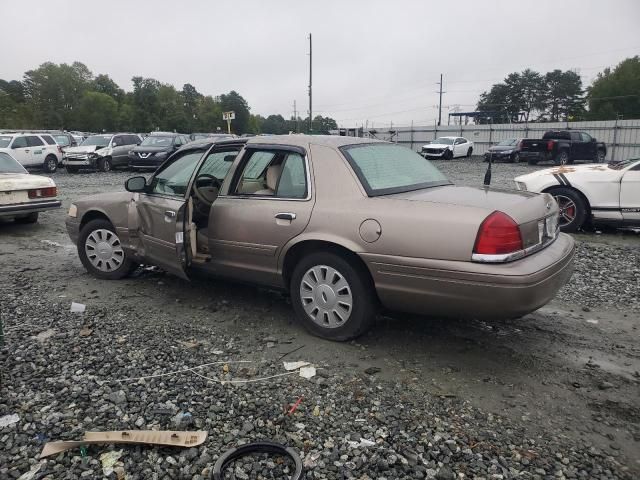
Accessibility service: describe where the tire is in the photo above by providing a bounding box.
[443,149,453,160]
[77,219,135,280]
[43,155,57,173]
[547,187,587,233]
[97,157,112,172]
[14,212,38,224]
[554,150,570,166]
[466,147,473,158]
[66,166,79,174]
[512,152,521,163]
[290,251,377,341]
[596,149,606,163]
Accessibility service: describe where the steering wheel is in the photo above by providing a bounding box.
[193,173,222,206]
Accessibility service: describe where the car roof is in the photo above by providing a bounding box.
[245,134,386,149]
[149,131,183,137]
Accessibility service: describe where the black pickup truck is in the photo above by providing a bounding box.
[519,130,607,165]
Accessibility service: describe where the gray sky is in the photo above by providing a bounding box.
[2,0,639,127]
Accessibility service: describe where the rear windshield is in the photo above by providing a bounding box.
[542,131,570,140]
[82,135,111,147]
[341,143,451,196]
[0,152,27,173]
[0,136,12,148]
[497,139,518,146]
[141,136,173,147]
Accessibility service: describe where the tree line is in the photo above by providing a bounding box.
[475,56,640,124]
[0,61,338,135]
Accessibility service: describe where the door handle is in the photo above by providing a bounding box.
[25,149,30,153]
[164,210,176,218]
[275,212,296,221]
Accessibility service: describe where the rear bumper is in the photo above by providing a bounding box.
[519,151,550,161]
[363,233,575,320]
[0,199,61,217]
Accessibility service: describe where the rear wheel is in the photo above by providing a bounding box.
[14,212,39,224]
[43,155,57,173]
[290,252,377,341]
[554,150,570,166]
[97,157,112,172]
[596,149,606,163]
[547,187,587,233]
[77,219,134,279]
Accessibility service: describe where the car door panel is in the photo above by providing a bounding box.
[620,169,640,223]
[10,137,32,165]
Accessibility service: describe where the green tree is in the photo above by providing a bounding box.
[131,76,161,131]
[74,91,118,132]
[587,56,640,120]
[92,74,125,104]
[543,70,584,121]
[219,91,250,134]
[181,83,201,132]
[261,114,289,134]
[194,96,224,132]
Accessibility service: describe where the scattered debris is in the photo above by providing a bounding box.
[586,319,599,324]
[79,327,93,337]
[0,413,20,427]
[287,396,304,415]
[312,405,320,417]
[100,449,124,476]
[299,366,316,379]
[283,361,310,371]
[41,430,208,457]
[178,340,200,349]
[34,329,55,343]
[70,302,86,313]
[16,462,44,480]
[347,438,376,448]
[40,240,64,248]
[364,367,381,375]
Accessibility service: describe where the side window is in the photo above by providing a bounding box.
[196,149,240,180]
[149,150,204,197]
[27,136,44,147]
[570,132,581,142]
[459,138,467,144]
[580,132,592,142]
[277,153,307,199]
[41,135,56,145]
[174,136,183,147]
[12,136,28,149]
[112,136,124,147]
[234,151,277,195]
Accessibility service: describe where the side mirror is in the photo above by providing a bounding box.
[125,176,147,192]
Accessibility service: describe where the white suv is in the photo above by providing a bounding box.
[0,133,63,173]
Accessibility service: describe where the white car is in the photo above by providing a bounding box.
[514,159,640,232]
[0,132,63,173]
[0,151,61,223]
[420,136,473,160]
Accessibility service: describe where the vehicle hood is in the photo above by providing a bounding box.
[515,163,623,183]
[64,145,108,155]
[384,184,552,225]
[131,145,171,153]
[422,143,452,149]
[0,173,55,191]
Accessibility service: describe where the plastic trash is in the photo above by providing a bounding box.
[299,366,316,379]
[0,413,20,427]
[100,450,124,476]
[16,462,43,480]
[283,361,310,371]
[70,302,86,313]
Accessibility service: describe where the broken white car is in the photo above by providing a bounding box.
[420,137,473,160]
[514,159,640,232]
[0,151,61,224]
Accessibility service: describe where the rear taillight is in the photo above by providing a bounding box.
[473,211,523,255]
[547,140,554,151]
[28,187,57,199]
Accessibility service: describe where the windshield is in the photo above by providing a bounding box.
[497,139,518,146]
[54,135,70,146]
[342,143,451,196]
[0,136,13,148]
[141,136,174,147]
[191,134,209,140]
[81,135,111,147]
[0,152,27,173]
[608,158,640,170]
[431,137,454,145]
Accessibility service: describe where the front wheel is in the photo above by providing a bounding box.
[512,152,521,163]
[97,157,112,172]
[77,219,135,279]
[443,149,453,160]
[548,187,587,233]
[290,252,377,341]
[43,155,58,173]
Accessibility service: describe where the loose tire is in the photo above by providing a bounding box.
[14,212,38,224]
[466,147,473,158]
[77,219,134,279]
[66,165,79,174]
[290,252,377,341]
[97,157,112,172]
[43,155,58,173]
[512,152,521,163]
[554,150,570,166]
[547,187,587,233]
[443,149,453,160]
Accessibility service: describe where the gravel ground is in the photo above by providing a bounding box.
[0,159,638,479]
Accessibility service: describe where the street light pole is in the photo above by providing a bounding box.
[308,33,313,133]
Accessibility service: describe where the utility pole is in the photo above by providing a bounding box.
[292,100,298,133]
[308,33,313,133]
[436,73,445,126]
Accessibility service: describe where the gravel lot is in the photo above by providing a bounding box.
[1,157,638,479]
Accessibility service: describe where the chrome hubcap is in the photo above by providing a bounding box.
[300,265,353,328]
[85,229,124,272]
[554,195,576,226]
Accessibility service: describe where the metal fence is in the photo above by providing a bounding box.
[335,119,640,161]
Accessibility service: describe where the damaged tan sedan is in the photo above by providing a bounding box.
[66,136,575,340]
